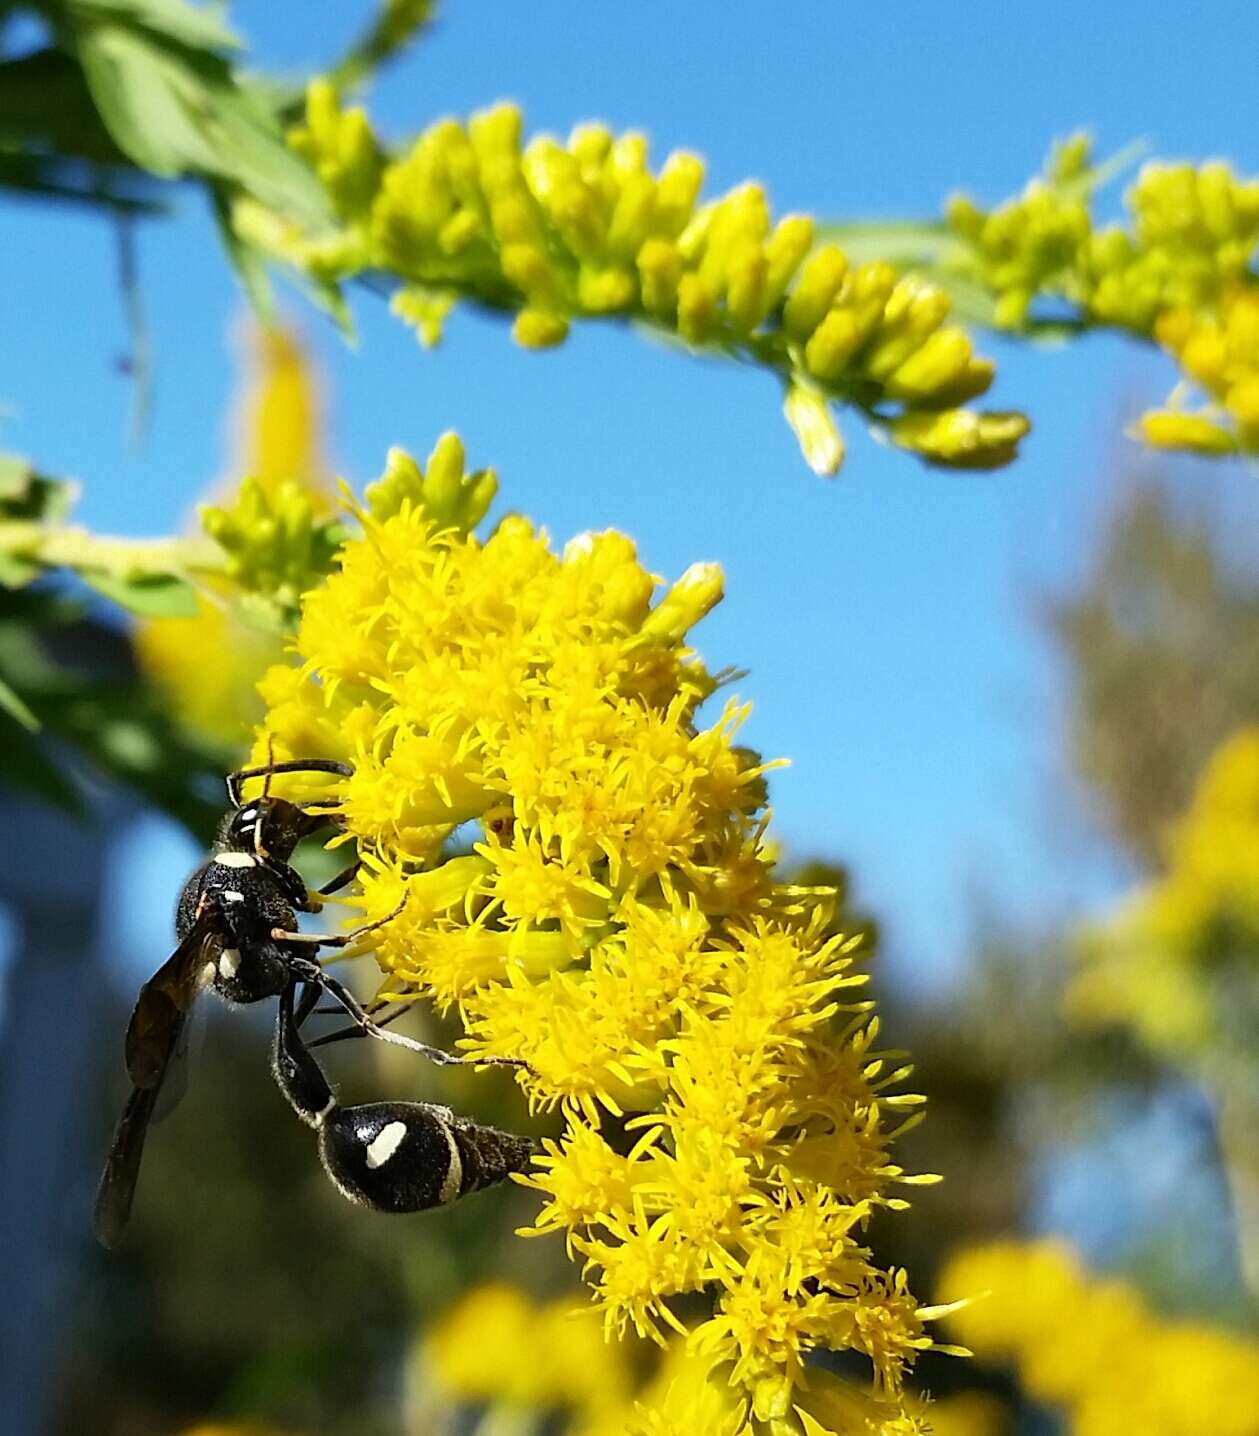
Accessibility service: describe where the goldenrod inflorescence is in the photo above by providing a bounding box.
[232,82,1028,476]
[138,327,334,744]
[249,436,949,1433]
[418,1280,984,1436]
[1069,727,1259,1067]
[946,136,1259,457]
[938,1239,1259,1436]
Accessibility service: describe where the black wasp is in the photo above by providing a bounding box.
[95,758,535,1247]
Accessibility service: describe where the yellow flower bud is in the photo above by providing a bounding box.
[677,272,718,343]
[863,278,951,381]
[655,151,705,235]
[608,131,649,179]
[638,561,724,641]
[803,308,862,383]
[726,241,770,332]
[891,409,1031,468]
[1138,411,1236,454]
[994,288,1033,328]
[607,172,658,260]
[1227,376,1259,427]
[783,383,845,476]
[782,245,849,341]
[568,122,613,175]
[468,102,522,163]
[436,208,481,257]
[1180,330,1229,386]
[884,328,977,402]
[577,266,636,313]
[501,242,559,304]
[764,214,815,306]
[391,283,455,348]
[512,309,570,348]
[637,238,684,316]
[549,182,605,263]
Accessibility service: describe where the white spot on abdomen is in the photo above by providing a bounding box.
[214,852,256,869]
[438,1120,463,1203]
[365,1120,408,1170]
[223,890,244,904]
[218,948,241,979]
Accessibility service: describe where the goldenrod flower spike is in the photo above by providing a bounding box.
[233,86,1026,475]
[137,324,334,744]
[1140,285,1259,456]
[937,1239,1259,1436]
[945,134,1259,460]
[252,440,947,1432]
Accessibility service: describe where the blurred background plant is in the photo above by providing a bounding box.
[4,3,1259,1436]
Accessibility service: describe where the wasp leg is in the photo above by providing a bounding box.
[294,981,323,1029]
[316,861,360,898]
[272,982,536,1213]
[307,1001,410,1049]
[270,892,407,949]
[273,981,337,1126]
[285,958,528,1071]
[227,758,354,808]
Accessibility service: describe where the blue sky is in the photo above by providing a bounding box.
[5,1,1259,988]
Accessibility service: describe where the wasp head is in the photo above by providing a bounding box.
[219,796,333,862]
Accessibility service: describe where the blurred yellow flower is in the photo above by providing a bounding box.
[1141,285,1259,456]
[1068,726,1259,1065]
[938,1239,1259,1436]
[418,1281,972,1436]
[251,443,944,1431]
[416,1282,638,1435]
[136,324,333,746]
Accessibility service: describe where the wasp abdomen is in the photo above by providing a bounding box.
[318,1101,536,1213]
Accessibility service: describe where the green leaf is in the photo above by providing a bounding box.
[209,180,274,320]
[0,673,40,731]
[0,46,132,165]
[813,219,964,270]
[82,569,199,617]
[70,12,331,228]
[64,0,242,53]
[0,455,78,522]
[75,20,222,175]
[0,553,43,588]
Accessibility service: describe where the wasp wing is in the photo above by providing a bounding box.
[95,910,217,1247]
[124,907,217,1090]
[94,1084,160,1248]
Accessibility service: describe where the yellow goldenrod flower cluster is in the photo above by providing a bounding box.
[249,438,949,1432]
[946,135,1259,458]
[1068,727,1259,1065]
[949,136,1259,336]
[1140,284,1259,456]
[235,82,1028,476]
[937,1238,1259,1436]
[137,326,334,745]
[415,1282,639,1434]
[417,1281,979,1436]
[946,133,1096,329]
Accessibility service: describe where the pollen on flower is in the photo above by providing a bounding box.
[252,440,940,1433]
